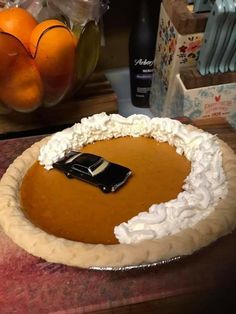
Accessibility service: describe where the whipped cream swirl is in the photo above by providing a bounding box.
[38,113,228,244]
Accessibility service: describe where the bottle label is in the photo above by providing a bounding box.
[136,74,153,80]
[134,59,154,67]
[136,87,151,95]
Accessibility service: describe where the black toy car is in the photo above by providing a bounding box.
[53,151,132,193]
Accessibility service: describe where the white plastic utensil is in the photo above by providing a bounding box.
[229,44,236,71]
[193,0,213,12]
[209,0,236,74]
[219,0,236,72]
[197,0,227,75]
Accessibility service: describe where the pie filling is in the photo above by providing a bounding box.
[20,137,191,244]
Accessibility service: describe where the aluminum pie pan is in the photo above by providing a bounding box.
[89,256,182,271]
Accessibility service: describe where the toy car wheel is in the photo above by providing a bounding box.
[65,172,73,179]
[100,186,110,193]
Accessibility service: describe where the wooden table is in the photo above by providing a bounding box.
[0,118,235,314]
[194,117,236,151]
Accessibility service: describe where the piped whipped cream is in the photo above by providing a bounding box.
[38,113,228,244]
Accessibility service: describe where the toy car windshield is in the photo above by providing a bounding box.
[53,151,132,193]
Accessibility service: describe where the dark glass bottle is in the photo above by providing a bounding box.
[129,0,160,107]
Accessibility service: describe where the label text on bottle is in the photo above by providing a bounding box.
[134,59,154,66]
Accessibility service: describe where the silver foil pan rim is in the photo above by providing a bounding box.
[89,256,182,271]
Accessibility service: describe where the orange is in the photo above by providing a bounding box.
[0,32,43,112]
[0,56,44,112]
[29,20,76,106]
[29,19,68,57]
[0,7,38,51]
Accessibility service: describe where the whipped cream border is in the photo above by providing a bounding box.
[38,113,228,244]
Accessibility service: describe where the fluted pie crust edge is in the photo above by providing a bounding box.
[0,130,236,268]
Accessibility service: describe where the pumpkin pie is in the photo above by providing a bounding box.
[0,113,236,269]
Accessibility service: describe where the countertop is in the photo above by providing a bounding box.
[0,118,236,314]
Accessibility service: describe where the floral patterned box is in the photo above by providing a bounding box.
[150,2,236,127]
[150,3,203,117]
[170,74,236,128]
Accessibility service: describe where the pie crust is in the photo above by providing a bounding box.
[0,126,236,268]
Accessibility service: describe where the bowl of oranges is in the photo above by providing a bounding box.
[0,6,102,113]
